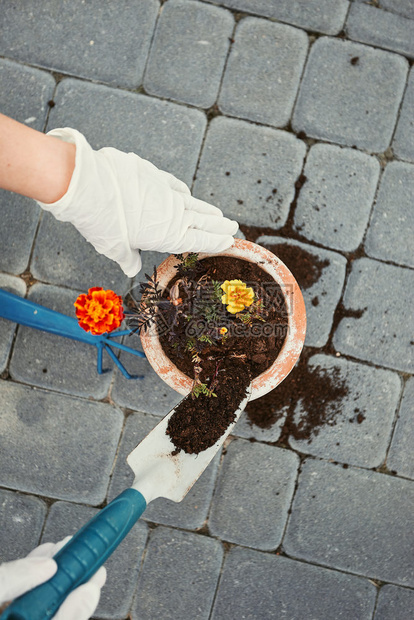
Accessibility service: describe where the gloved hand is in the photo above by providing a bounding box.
[36,128,239,277]
[0,537,106,620]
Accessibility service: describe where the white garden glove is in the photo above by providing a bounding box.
[0,537,106,620]
[36,128,239,277]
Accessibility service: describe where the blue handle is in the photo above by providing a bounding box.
[0,289,146,379]
[0,289,100,345]
[1,489,146,620]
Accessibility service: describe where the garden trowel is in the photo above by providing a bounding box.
[1,386,251,620]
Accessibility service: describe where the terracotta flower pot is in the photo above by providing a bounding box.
[140,239,306,401]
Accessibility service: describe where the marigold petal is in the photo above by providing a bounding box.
[221,280,255,314]
[74,287,124,334]
[221,280,230,294]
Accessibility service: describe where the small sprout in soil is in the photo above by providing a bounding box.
[212,279,223,301]
[198,334,214,345]
[235,299,266,326]
[191,380,217,399]
[174,252,201,277]
[195,280,223,324]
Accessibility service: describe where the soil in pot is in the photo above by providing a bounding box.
[157,256,289,387]
[166,358,251,454]
[134,252,291,454]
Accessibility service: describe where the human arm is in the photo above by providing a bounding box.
[0,114,238,277]
[0,113,75,204]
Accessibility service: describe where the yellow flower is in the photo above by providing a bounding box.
[221,280,255,314]
[219,327,228,335]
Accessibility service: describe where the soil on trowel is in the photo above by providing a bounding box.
[245,352,349,444]
[166,358,251,454]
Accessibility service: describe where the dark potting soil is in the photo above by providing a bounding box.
[158,256,289,384]
[243,245,350,443]
[245,352,349,443]
[166,358,251,454]
[263,244,329,291]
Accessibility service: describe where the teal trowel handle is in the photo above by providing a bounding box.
[1,488,146,620]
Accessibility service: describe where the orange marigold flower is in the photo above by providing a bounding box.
[221,280,255,314]
[74,287,124,335]
[219,327,228,335]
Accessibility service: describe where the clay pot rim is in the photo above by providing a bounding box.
[140,238,306,401]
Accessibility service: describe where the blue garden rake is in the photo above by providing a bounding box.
[0,289,145,379]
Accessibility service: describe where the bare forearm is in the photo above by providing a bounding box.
[0,113,75,204]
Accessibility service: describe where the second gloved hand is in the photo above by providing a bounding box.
[0,538,106,620]
[36,128,239,277]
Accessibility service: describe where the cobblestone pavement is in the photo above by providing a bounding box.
[0,1,413,618]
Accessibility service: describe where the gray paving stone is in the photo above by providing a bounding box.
[212,546,377,620]
[375,0,414,21]
[218,17,308,128]
[111,334,181,417]
[208,439,299,550]
[144,0,233,108]
[112,249,182,415]
[131,249,170,287]
[333,258,414,373]
[365,161,414,268]
[293,143,380,252]
[193,117,306,228]
[107,412,221,531]
[0,59,44,274]
[0,274,26,374]
[42,501,148,620]
[292,37,408,152]
[257,236,347,347]
[0,488,47,563]
[347,3,414,59]
[0,0,159,88]
[48,78,206,187]
[234,228,246,240]
[289,353,402,468]
[393,67,414,163]
[284,459,414,586]
[232,407,286,443]
[0,380,123,504]
[387,377,414,480]
[107,412,160,503]
[374,584,414,620]
[10,283,114,399]
[131,526,223,620]
[31,212,130,293]
[0,190,40,276]
[0,58,55,129]
[0,38,42,272]
[204,0,349,35]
